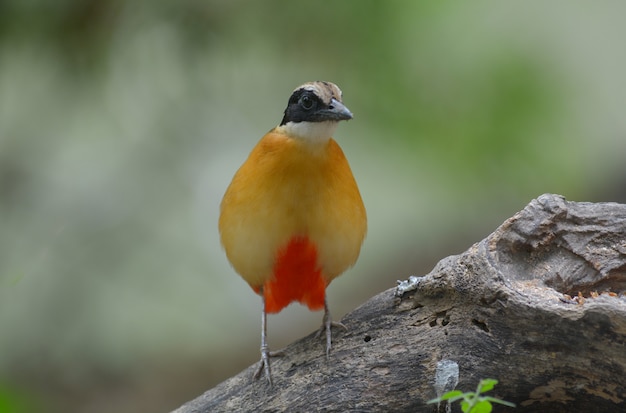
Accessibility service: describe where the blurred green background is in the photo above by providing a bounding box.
[1,1,625,412]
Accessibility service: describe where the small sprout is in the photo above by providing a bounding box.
[428,379,515,413]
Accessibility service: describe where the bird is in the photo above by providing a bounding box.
[218,81,367,385]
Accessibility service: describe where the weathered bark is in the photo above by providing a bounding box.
[174,194,626,413]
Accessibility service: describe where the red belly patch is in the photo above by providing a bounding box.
[257,236,326,313]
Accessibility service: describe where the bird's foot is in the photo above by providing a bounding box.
[315,319,348,359]
[253,347,284,385]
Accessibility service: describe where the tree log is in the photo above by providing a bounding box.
[174,194,626,413]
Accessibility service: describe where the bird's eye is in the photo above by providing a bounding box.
[300,95,314,110]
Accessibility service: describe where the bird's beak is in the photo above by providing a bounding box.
[326,98,353,121]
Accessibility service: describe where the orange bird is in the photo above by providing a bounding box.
[219,81,367,384]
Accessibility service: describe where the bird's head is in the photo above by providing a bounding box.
[278,81,352,142]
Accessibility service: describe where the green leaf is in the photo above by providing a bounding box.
[440,390,464,401]
[427,390,466,405]
[469,400,493,413]
[478,379,498,393]
[483,396,516,407]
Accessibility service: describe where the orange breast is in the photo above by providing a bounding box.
[254,236,326,313]
[220,129,367,313]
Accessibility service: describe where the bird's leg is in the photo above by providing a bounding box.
[316,296,347,359]
[254,293,273,384]
[253,293,283,385]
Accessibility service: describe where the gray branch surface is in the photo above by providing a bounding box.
[174,194,626,413]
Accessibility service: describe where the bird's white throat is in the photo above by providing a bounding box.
[278,121,339,143]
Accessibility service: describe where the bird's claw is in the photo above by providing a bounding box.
[316,319,348,358]
[253,348,284,385]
